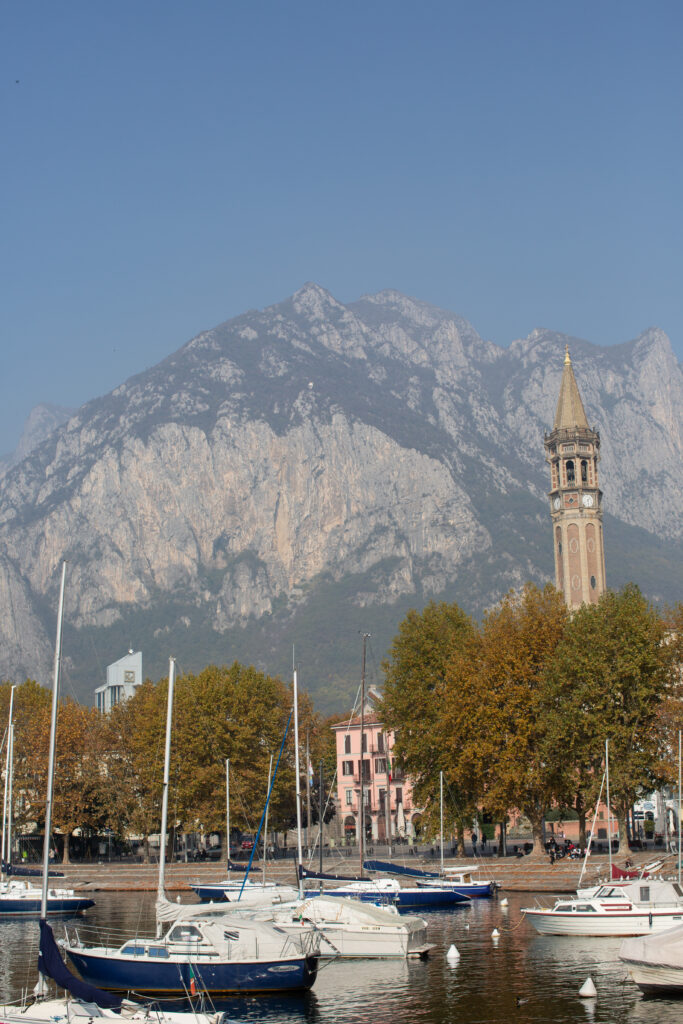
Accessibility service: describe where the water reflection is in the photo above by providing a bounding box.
[6,892,683,1022]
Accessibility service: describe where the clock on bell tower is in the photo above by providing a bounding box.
[544,347,606,608]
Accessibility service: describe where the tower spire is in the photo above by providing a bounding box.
[553,346,590,431]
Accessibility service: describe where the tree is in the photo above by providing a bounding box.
[381,600,476,849]
[546,585,677,850]
[442,584,569,856]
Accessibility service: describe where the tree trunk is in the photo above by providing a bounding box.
[576,793,587,849]
[618,797,630,855]
[527,813,547,859]
[61,835,70,865]
[498,821,506,857]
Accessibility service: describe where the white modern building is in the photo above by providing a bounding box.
[95,649,143,713]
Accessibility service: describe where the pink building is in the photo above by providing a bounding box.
[332,688,422,843]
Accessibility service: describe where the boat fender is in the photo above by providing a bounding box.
[500,897,509,907]
[579,978,597,998]
[491,928,500,937]
[649,912,653,928]
[446,944,460,961]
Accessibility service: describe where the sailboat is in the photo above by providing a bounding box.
[62,657,319,995]
[0,662,93,918]
[0,563,226,1024]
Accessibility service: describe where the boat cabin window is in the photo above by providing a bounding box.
[674,885,683,898]
[122,945,146,956]
[223,929,240,941]
[574,905,596,912]
[148,947,170,958]
[639,887,650,902]
[555,904,574,912]
[168,925,202,942]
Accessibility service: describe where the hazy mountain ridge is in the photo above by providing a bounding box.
[0,284,680,710]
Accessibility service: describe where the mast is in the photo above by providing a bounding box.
[678,730,681,887]
[440,770,444,875]
[293,664,304,899]
[319,760,324,876]
[41,560,67,921]
[225,759,230,879]
[262,754,273,886]
[305,730,311,858]
[1,686,16,879]
[605,739,613,882]
[156,656,176,935]
[7,723,14,874]
[359,632,370,879]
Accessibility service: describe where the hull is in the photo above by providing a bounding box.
[417,881,493,898]
[65,948,318,995]
[0,997,224,1024]
[313,925,432,959]
[620,957,683,996]
[322,887,469,909]
[0,896,94,917]
[524,909,683,937]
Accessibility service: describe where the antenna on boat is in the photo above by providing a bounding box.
[1,686,16,882]
[225,758,230,880]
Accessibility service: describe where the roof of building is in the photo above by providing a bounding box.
[553,347,590,431]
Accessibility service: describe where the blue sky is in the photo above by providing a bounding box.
[3,0,682,454]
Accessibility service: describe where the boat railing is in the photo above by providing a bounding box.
[62,922,155,954]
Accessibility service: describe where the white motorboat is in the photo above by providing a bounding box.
[620,922,683,995]
[523,879,683,936]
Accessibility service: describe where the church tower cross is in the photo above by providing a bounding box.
[544,347,607,608]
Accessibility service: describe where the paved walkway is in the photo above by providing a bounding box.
[44,850,672,894]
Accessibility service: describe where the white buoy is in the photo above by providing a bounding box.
[465,923,470,930]
[446,944,460,961]
[500,897,509,907]
[491,928,500,937]
[579,977,597,998]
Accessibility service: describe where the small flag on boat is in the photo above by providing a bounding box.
[189,964,196,996]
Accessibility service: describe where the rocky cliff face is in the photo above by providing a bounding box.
[0,285,680,709]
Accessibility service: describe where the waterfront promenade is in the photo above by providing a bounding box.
[44,849,669,895]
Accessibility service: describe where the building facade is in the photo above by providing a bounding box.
[95,649,143,713]
[544,348,607,608]
[332,687,421,844]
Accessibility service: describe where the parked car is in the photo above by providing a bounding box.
[240,834,255,851]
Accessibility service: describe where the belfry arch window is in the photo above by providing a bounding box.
[566,460,575,484]
[581,459,588,483]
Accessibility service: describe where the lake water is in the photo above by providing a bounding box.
[2,892,683,1023]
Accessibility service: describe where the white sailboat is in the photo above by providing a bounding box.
[0,563,225,1024]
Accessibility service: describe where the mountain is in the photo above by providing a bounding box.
[0,403,75,478]
[0,285,680,712]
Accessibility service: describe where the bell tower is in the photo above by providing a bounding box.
[544,347,606,608]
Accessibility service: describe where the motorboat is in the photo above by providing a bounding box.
[620,922,683,995]
[522,879,683,936]
[0,878,94,917]
[62,914,319,994]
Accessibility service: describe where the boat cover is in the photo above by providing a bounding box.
[299,866,364,882]
[39,920,122,1008]
[2,861,64,877]
[363,860,440,878]
[621,922,683,968]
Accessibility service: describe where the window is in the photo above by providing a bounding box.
[122,945,146,956]
[342,760,354,776]
[377,733,385,753]
[109,685,123,706]
[148,947,169,958]
[590,575,596,589]
[581,460,588,483]
[344,735,351,755]
[361,733,367,753]
[375,758,387,774]
[345,789,354,806]
[566,460,575,484]
[359,759,371,781]
[640,887,650,902]
[169,925,201,942]
[395,787,403,804]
